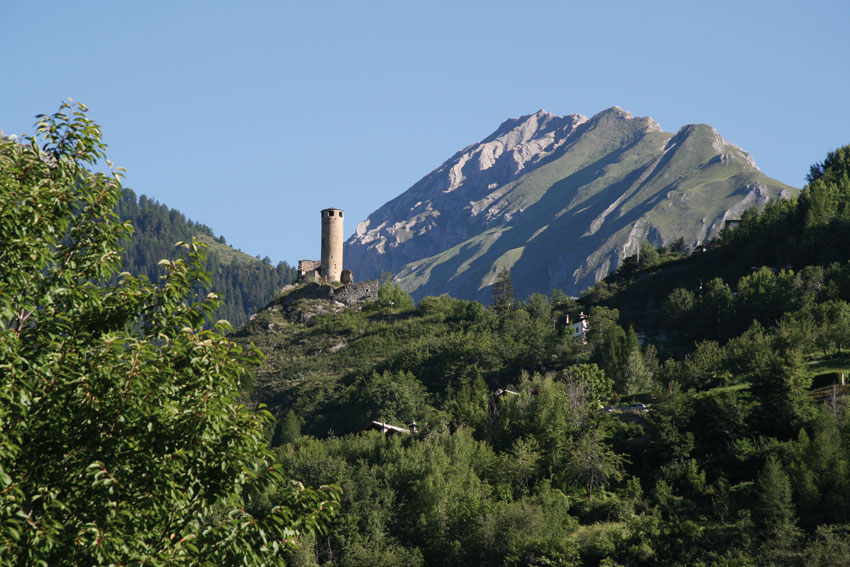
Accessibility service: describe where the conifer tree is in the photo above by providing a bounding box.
[756,456,800,547]
[492,268,516,314]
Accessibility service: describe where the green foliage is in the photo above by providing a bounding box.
[586,306,626,386]
[561,363,613,422]
[748,349,815,439]
[661,287,695,334]
[568,428,626,501]
[0,103,337,564]
[680,341,731,391]
[807,145,850,185]
[813,300,850,354]
[645,381,695,465]
[353,370,429,425]
[785,406,850,530]
[276,409,303,445]
[445,373,490,431]
[804,525,850,567]
[374,272,415,310]
[755,456,800,544]
[669,237,689,256]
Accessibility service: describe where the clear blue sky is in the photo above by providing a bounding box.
[2,1,849,266]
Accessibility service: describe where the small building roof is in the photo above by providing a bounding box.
[366,420,411,435]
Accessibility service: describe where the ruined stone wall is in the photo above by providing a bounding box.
[332,279,379,306]
[298,259,321,277]
[269,280,379,311]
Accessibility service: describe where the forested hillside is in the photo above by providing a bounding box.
[235,146,850,566]
[115,188,296,326]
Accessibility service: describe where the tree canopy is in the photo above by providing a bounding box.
[0,102,337,564]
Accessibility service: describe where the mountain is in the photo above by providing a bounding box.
[115,188,297,327]
[345,107,798,301]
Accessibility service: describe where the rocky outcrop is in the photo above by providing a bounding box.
[346,107,798,301]
[248,281,379,325]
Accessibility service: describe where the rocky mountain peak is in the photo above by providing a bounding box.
[588,106,662,134]
[667,124,759,170]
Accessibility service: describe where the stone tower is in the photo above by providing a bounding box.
[320,207,344,283]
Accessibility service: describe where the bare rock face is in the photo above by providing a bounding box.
[346,107,798,301]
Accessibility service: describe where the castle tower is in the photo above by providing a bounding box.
[320,208,344,283]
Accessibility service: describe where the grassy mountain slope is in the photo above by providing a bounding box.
[195,233,263,265]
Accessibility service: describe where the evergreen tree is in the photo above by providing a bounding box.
[755,456,800,545]
[567,428,625,501]
[749,349,815,439]
[275,409,302,445]
[492,268,516,314]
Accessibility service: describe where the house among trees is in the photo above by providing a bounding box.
[568,312,589,341]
